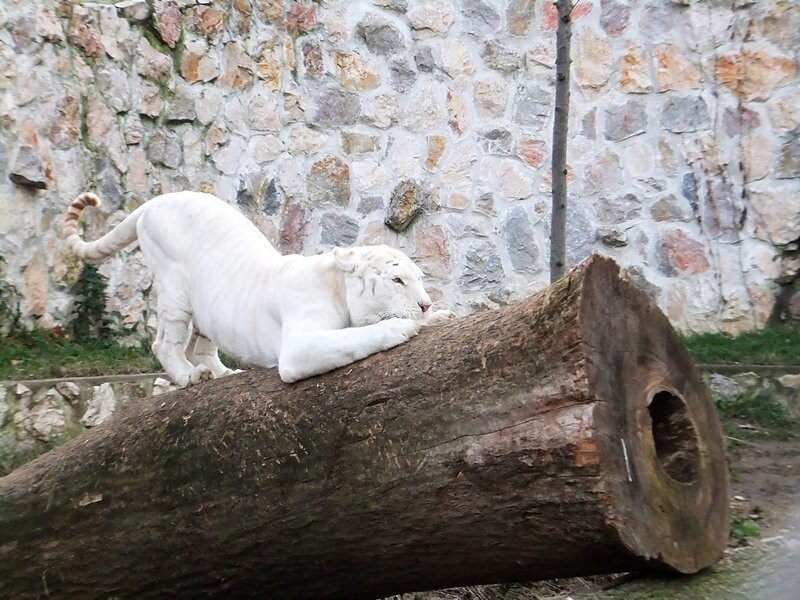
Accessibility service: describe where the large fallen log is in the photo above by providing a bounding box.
[0,255,728,599]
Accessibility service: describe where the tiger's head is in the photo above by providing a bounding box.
[333,245,433,327]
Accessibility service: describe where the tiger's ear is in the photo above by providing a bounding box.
[333,247,358,273]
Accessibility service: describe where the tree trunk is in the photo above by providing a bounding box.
[0,255,728,600]
[550,0,572,282]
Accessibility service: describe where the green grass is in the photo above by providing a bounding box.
[729,514,761,546]
[0,330,159,380]
[1,323,798,381]
[682,325,800,365]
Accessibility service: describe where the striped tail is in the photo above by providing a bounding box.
[62,192,142,261]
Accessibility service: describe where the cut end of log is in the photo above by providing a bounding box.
[575,254,729,575]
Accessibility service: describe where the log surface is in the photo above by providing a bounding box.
[0,255,728,599]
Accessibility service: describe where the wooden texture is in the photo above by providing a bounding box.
[0,255,728,599]
[549,0,572,282]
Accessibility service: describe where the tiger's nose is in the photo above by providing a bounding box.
[419,301,431,313]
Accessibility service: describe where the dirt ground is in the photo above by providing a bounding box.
[727,433,800,539]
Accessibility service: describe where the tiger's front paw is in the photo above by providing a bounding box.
[423,309,457,326]
[382,317,421,348]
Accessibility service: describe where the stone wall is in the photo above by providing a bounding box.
[0,372,176,475]
[0,0,798,340]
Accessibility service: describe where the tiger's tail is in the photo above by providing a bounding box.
[62,193,142,261]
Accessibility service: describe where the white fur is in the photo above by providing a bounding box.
[63,191,455,385]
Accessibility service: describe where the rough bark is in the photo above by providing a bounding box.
[0,255,728,600]
[550,0,572,282]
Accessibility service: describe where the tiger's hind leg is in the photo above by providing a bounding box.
[185,325,240,378]
[151,304,213,388]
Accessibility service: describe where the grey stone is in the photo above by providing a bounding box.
[82,383,116,427]
[566,199,597,265]
[124,114,145,145]
[389,59,417,94]
[96,67,130,113]
[307,157,351,207]
[320,212,360,247]
[97,160,123,205]
[116,0,150,21]
[357,13,405,56]
[136,37,172,83]
[604,99,647,141]
[706,373,748,404]
[777,133,800,179]
[477,129,513,155]
[55,382,81,404]
[414,46,435,72]
[168,82,197,122]
[482,40,523,73]
[582,108,597,140]
[462,0,501,36]
[0,393,7,428]
[596,193,642,223]
[507,0,535,36]
[301,40,324,79]
[372,0,408,10]
[147,130,182,169]
[9,146,46,189]
[681,172,698,210]
[385,180,422,232]
[622,265,661,303]
[504,206,540,273]
[599,227,628,248]
[314,86,360,127]
[459,240,504,291]
[600,0,631,36]
[512,84,551,128]
[357,196,384,215]
[661,96,711,133]
[475,192,496,216]
[651,194,692,222]
[263,179,282,215]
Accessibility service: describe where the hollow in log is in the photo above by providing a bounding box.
[0,254,729,599]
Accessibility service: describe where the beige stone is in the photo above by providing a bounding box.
[404,80,446,132]
[440,39,474,79]
[289,127,328,154]
[425,135,447,170]
[749,185,800,245]
[22,255,48,317]
[654,44,701,91]
[334,52,379,91]
[742,134,775,181]
[497,159,533,200]
[473,76,507,118]
[447,89,469,135]
[619,44,652,93]
[574,30,612,91]
[407,0,454,34]
[126,147,150,194]
[716,48,797,101]
[256,47,282,91]
[86,97,114,147]
[768,90,800,133]
[413,222,452,279]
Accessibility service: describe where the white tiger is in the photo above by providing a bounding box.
[62,191,454,386]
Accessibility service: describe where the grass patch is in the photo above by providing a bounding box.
[682,325,800,365]
[0,330,158,380]
[729,514,761,546]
